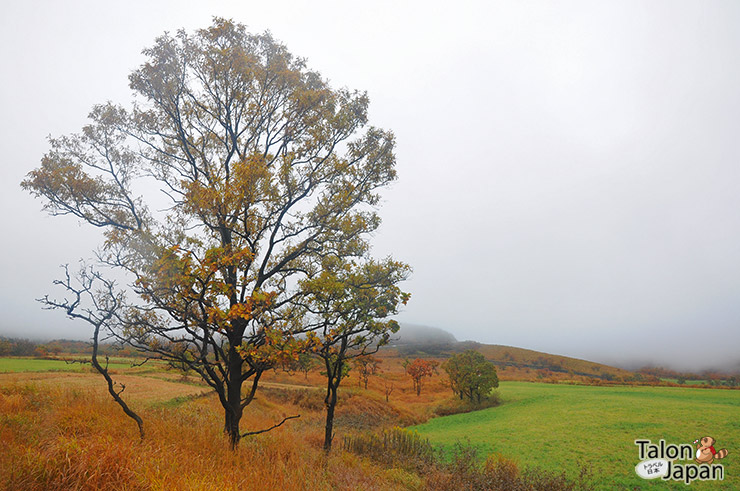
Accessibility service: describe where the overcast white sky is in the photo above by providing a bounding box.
[2,0,740,372]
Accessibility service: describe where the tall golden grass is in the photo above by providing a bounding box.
[0,382,409,490]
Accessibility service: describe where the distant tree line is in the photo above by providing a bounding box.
[638,366,740,387]
[0,337,140,358]
[0,337,61,357]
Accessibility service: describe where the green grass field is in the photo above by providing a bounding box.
[412,382,740,490]
[0,357,139,373]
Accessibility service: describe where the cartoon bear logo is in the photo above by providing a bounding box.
[694,436,728,464]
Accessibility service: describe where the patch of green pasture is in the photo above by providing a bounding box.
[411,382,740,490]
[0,357,139,373]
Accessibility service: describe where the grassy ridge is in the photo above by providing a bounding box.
[411,382,740,489]
[474,345,634,380]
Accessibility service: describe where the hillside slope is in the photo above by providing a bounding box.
[392,324,635,381]
[472,343,634,380]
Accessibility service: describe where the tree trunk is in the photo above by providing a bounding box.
[226,409,241,450]
[324,382,338,452]
[323,357,342,453]
[225,343,244,450]
[91,324,144,440]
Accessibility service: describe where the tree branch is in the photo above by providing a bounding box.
[240,414,300,437]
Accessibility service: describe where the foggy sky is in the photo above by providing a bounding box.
[2,1,740,372]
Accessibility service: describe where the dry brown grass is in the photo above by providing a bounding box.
[0,381,410,490]
[0,372,209,405]
[0,349,463,490]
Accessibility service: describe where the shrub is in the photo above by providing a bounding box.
[426,443,595,491]
[342,427,435,471]
[344,431,595,491]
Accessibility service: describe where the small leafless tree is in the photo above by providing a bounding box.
[384,381,395,402]
[353,355,381,389]
[42,264,144,440]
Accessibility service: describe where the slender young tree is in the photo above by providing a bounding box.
[22,18,399,449]
[300,257,410,452]
[384,381,395,402]
[353,355,381,389]
[287,352,316,380]
[41,265,145,440]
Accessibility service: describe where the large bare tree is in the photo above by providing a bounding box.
[23,18,400,449]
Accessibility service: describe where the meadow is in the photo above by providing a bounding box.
[1,352,737,489]
[412,381,740,490]
[0,357,138,373]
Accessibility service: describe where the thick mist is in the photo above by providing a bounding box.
[3,1,740,374]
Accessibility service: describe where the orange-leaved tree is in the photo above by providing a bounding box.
[22,18,399,449]
[404,358,439,396]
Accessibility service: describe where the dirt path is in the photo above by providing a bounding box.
[260,381,322,391]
